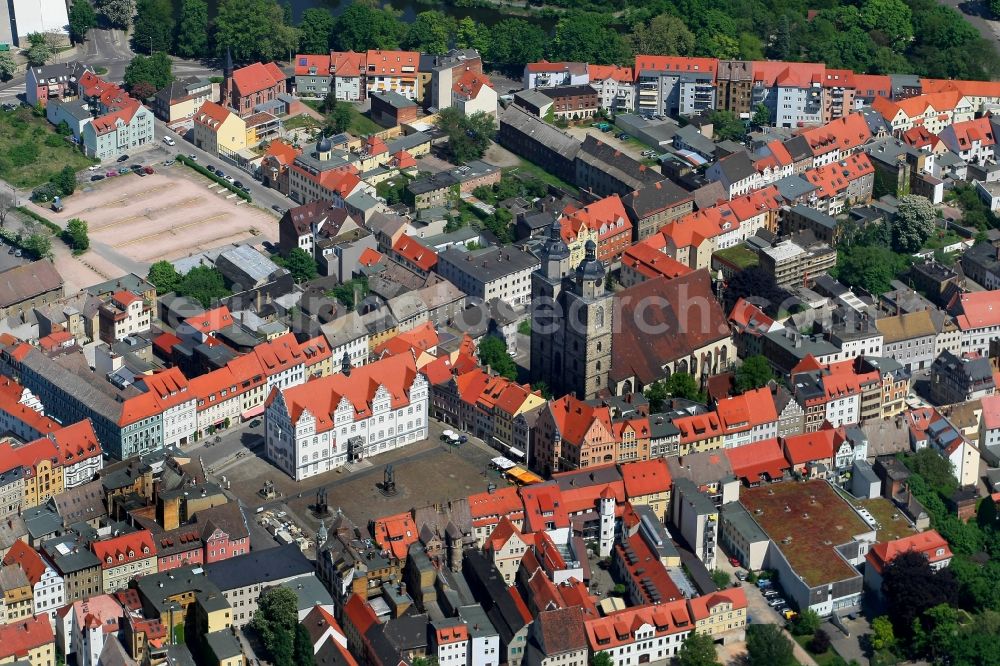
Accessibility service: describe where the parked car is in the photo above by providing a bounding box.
[117,154,129,162]
[136,169,147,177]
[216,171,226,180]
[735,571,747,581]
[162,159,175,167]
[762,589,780,598]
[144,166,154,174]
[728,556,741,567]
[271,205,284,213]
[7,247,13,254]
[87,164,101,171]
[106,171,117,177]
[234,180,244,190]
[130,163,143,171]
[224,174,234,183]
[162,136,175,146]
[249,419,261,427]
[188,154,197,161]
[458,435,468,443]
[118,167,131,174]
[90,174,105,181]
[767,598,785,607]
[13,250,21,257]
[206,165,216,173]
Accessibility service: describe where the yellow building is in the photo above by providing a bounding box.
[205,630,245,666]
[0,615,55,666]
[558,214,599,267]
[0,566,32,625]
[193,102,247,158]
[485,517,530,585]
[620,459,672,523]
[687,588,748,637]
[492,384,546,451]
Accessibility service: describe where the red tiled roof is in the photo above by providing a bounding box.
[468,485,524,527]
[193,101,232,129]
[728,297,775,335]
[0,616,53,660]
[673,412,723,445]
[119,367,191,427]
[2,540,48,586]
[616,531,683,604]
[372,511,418,560]
[921,78,1000,98]
[800,113,872,156]
[725,438,788,483]
[943,116,997,151]
[588,64,633,82]
[231,62,285,97]
[331,51,366,78]
[264,139,300,166]
[92,530,156,569]
[294,54,331,76]
[452,70,492,101]
[51,419,102,466]
[365,49,419,77]
[270,353,417,433]
[782,429,835,465]
[983,394,1000,431]
[585,601,691,651]
[715,387,778,434]
[487,516,524,552]
[687,587,747,621]
[0,378,60,437]
[866,529,952,574]
[636,56,717,76]
[621,242,693,281]
[804,152,874,199]
[951,290,1000,330]
[520,483,569,533]
[547,394,615,447]
[392,234,437,272]
[620,459,672,499]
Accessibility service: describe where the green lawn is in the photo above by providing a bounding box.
[506,159,579,194]
[794,635,850,666]
[283,114,320,131]
[301,100,382,136]
[922,230,964,251]
[714,245,760,269]
[0,107,96,188]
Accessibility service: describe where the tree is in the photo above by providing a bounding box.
[859,0,913,50]
[710,569,730,589]
[299,8,335,54]
[666,372,702,401]
[735,355,773,393]
[0,50,14,81]
[437,108,496,164]
[25,33,52,66]
[590,653,613,666]
[993,0,1000,19]
[455,17,486,52]
[22,233,52,260]
[293,624,314,666]
[791,609,821,636]
[904,447,958,495]
[251,587,299,666]
[833,245,906,295]
[676,631,721,666]
[628,14,695,56]
[214,0,299,62]
[870,616,896,652]
[325,101,353,135]
[751,103,771,128]
[132,0,174,53]
[477,335,517,381]
[808,629,832,654]
[552,11,629,65]
[0,190,13,228]
[176,266,230,307]
[891,194,937,253]
[95,0,136,29]
[644,381,668,412]
[881,550,958,636]
[49,165,77,197]
[62,218,89,253]
[123,52,173,95]
[745,624,795,666]
[483,19,546,70]
[175,0,208,57]
[709,110,746,142]
[723,266,789,315]
[68,0,97,44]
[282,248,317,283]
[332,2,404,52]
[404,11,454,56]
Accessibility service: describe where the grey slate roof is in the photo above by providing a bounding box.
[498,105,582,161]
[203,544,313,590]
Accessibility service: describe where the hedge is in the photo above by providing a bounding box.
[16,206,61,234]
[177,155,252,201]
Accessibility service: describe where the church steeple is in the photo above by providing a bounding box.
[224,46,234,79]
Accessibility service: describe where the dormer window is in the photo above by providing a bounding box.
[143,546,149,554]
[128,550,134,558]
[107,556,113,564]
[117,554,123,562]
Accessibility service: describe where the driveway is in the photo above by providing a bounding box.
[564,125,650,163]
[741,581,819,666]
[824,616,871,665]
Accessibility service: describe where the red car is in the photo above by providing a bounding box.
[144,166,154,174]
[106,170,118,178]
[728,556,741,567]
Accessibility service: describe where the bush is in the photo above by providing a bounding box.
[808,629,832,654]
[62,218,89,254]
[9,142,39,168]
[176,155,251,201]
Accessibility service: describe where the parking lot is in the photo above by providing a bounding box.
[46,162,279,289]
[565,124,653,163]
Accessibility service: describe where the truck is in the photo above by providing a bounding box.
[51,196,64,213]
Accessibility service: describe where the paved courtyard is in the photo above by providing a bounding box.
[220,424,506,539]
[44,163,279,290]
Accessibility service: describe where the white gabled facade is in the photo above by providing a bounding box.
[265,354,429,481]
[32,554,65,620]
